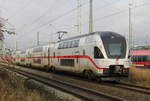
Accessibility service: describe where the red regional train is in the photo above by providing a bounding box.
[131,50,150,67]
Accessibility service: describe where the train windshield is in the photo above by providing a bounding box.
[108,43,121,56]
[100,32,127,59]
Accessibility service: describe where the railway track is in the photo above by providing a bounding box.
[0,65,125,101]
[106,81,150,95]
[1,64,150,101]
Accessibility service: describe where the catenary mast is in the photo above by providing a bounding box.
[89,0,93,33]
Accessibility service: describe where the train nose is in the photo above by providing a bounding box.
[107,65,129,76]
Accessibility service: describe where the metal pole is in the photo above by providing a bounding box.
[77,0,82,34]
[15,41,18,51]
[89,0,93,33]
[37,32,39,46]
[129,3,132,50]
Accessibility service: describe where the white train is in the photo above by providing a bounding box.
[2,31,131,79]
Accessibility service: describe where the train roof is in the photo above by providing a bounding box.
[59,31,123,42]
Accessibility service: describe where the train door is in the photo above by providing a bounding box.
[74,49,80,71]
[79,46,91,71]
[47,47,50,66]
[42,46,50,67]
[93,46,104,69]
[49,46,54,67]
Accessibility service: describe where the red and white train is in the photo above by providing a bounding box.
[131,50,150,67]
[1,31,131,79]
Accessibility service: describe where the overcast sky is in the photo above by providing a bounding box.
[0,0,150,50]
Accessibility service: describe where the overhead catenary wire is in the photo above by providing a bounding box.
[26,0,123,34]
[17,0,58,32]
[24,1,89,34]
[93,1,150,23]
[11,0,32,17]
[15,1,89,41]
[16,0,122,37]
[102,0,121,11]
[17,1,150,36]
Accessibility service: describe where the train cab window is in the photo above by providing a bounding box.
[94,47,104,59]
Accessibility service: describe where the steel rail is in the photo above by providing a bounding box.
[117,82,150,90]
[105,82,150,95]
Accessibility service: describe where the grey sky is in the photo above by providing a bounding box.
[0,0,150,50]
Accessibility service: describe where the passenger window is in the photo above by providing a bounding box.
[66,42,69,48]
[58,43,61,49]
[74,40,79,47]
[68,41,72,48]
[138,56,141,62]
[71,41,75,48]
[58,39,80,49]
[62,42,68,48]
[58,43,63,49]
[132,56,135,62]
[94,47,104,59]
[62,42,65,49]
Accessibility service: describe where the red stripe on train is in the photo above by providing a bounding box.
[132,62,150,65]
[0,55,108,70]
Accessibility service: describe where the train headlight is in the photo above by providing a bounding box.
[97,69,103,74]
[115,66,122,71]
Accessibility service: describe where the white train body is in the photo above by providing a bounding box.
[5,31,130,77]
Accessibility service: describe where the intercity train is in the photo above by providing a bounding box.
[1,31,131,79]
[131,50,150,68]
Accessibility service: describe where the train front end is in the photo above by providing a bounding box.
[98,32,130,77]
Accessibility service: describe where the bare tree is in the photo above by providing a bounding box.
[0,19,4,40]
[0,17,15,41]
